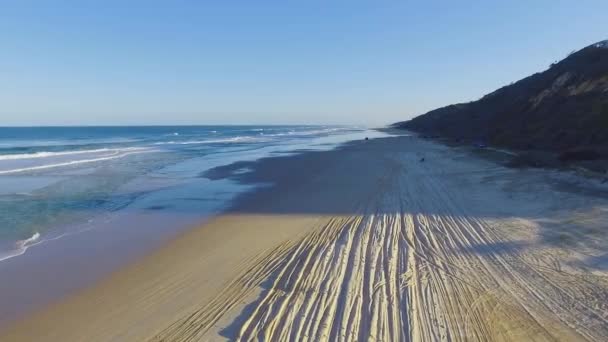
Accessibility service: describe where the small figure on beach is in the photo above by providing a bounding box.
[365,137,369,141]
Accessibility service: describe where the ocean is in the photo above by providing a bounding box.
[0,125,382,263]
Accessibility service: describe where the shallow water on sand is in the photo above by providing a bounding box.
[0,125,382,261]
[0,125,387,324]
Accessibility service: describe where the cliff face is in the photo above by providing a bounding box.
[395,40,608,151]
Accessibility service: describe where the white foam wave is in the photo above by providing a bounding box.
[0,138,138,149]
[0,147,141,161]
[0,215,105,263]
[0,148,151,175]
[154,136,266,145]
[154,128,358,145]
[259,127,356,138]
[0,232,41,262]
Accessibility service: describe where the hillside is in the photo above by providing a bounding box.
[395,40,608,152]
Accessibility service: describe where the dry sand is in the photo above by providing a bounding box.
[2,135,608,341]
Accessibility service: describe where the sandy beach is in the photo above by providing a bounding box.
[2,134,608,341]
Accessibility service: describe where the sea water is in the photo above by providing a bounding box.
[0,125,381,262]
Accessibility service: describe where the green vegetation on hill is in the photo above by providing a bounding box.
[395,40,608,156]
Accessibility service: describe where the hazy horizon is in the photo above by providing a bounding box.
[0,123,371,128]
[1,1,606,126]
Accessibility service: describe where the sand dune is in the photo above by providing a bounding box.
[3,135,608,341]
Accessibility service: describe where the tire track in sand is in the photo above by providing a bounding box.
[153,146,608,342]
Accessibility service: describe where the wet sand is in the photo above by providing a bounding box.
[2,135,608,341]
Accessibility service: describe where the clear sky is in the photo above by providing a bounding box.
[1,1,606,126]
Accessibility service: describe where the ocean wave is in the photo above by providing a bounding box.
[0,147,145,160]
[258,127,357,137]
[153,128,359,145]
[0,232,41,262]
[0,137,139,149]
[0,148,152,175]
[154,136,267,145]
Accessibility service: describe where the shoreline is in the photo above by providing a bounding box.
[0,126,376,266]
[0,134,386,339]
[2,134,608,341]
[0,128,386,328]
[0,130,387,325]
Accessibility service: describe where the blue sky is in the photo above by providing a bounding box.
[0,1,606,126]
